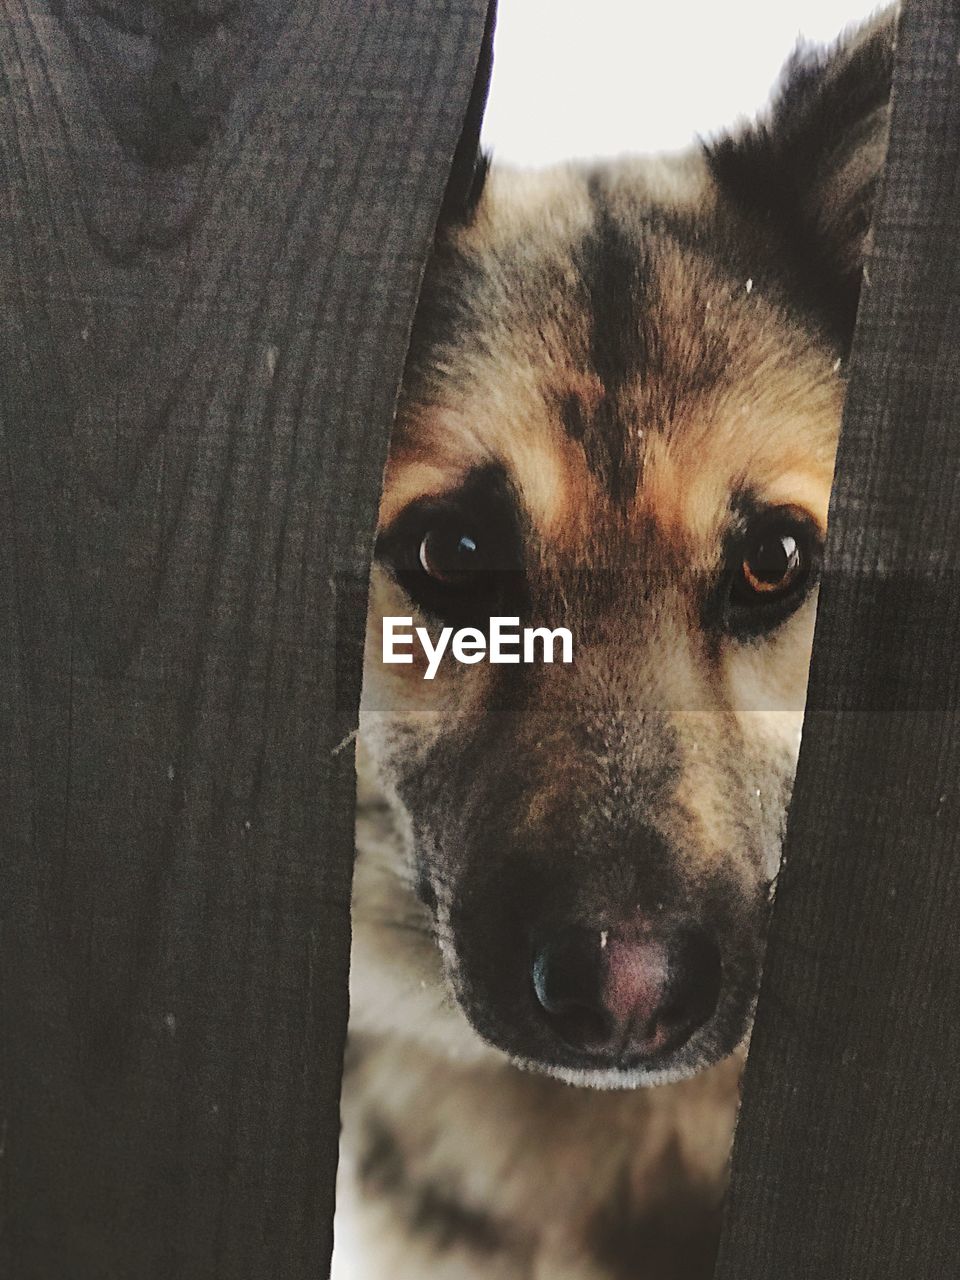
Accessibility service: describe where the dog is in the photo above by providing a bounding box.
[334,10,895,1278]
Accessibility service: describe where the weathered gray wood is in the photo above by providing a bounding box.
[714,1,960,1274]
[0,3,493,1276]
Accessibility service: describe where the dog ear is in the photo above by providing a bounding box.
[705,8,897,347]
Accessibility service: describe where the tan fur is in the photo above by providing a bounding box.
[344,166,831,1277]
[336,14,895,1276]
[341,158,832,1279]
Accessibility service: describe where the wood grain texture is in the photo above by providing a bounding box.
[0,2,493,1276]
[714,1,960,1275]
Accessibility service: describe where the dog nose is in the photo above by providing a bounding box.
[531,923,721,1062]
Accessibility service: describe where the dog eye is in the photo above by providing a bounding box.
[418,524,484,586]
[375,466,527,625]
[401,516,514,624]
[724,508,820,635]
[737,529,803,600]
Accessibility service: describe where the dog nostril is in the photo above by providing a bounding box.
[531,924,722,1063]
[532,933,614,1050]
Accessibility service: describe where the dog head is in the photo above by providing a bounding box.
[357,13,894,1087]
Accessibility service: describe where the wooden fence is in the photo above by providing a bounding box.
[1,1,957,1276]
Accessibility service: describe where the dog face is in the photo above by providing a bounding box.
[357,13,894,1087]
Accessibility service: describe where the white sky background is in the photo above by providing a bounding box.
[481,0,885,166]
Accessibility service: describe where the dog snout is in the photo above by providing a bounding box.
[531,921,722,1065]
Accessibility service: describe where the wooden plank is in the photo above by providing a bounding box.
[713,1,960,1274]
[0,3,493,1276]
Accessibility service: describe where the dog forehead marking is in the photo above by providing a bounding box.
[385,157,845,591]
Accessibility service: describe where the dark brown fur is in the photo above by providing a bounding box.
[336,11,896,1279]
